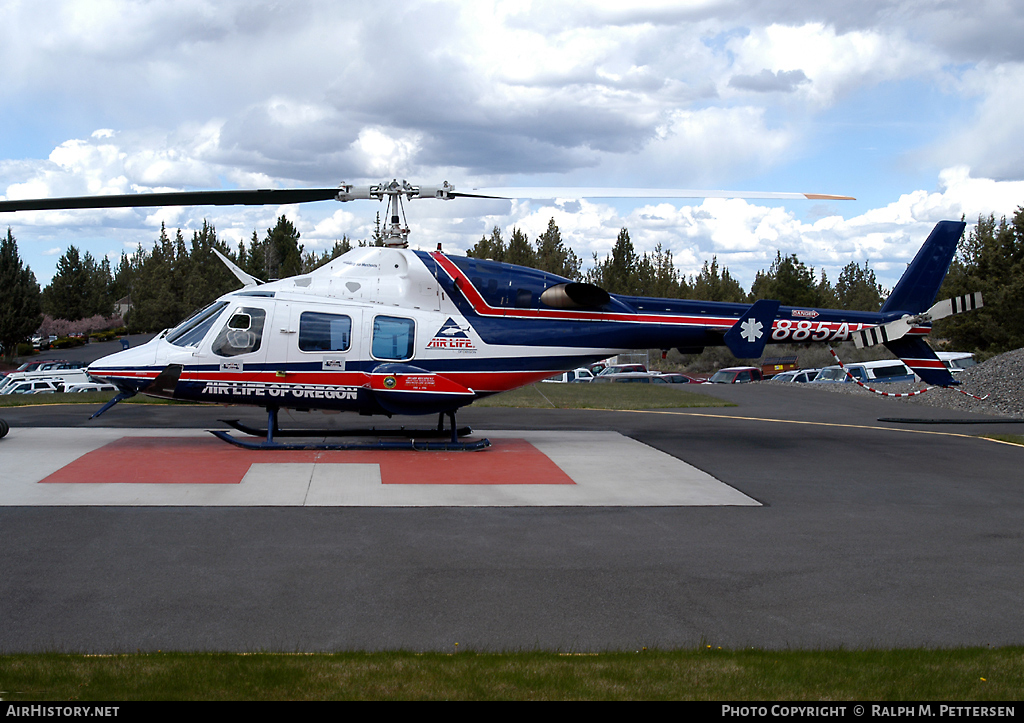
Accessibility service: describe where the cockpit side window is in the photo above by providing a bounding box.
[298,312,352,352]
[166,301,229,348]
[372,315,415,360]
[211,306,267,357]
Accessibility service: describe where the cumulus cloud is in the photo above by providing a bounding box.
[924,64,1024,181]
[3,1,1024,286]
[729,69,809,93]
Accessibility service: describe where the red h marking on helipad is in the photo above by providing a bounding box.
[40,436,575,486]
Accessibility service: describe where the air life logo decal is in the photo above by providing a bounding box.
[426,318,477,351]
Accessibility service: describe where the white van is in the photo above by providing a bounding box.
[542,367,596,383]
[936,352,977,373]
[3,379,65,394]
[0,369,90,395]
[812,359,915,384]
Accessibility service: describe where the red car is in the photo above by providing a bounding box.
[708,366,763,384]
[654,373,702,384]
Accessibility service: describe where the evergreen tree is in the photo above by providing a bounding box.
[371,212,385,247]
[242,229,267,281]
[689,257,746,302]
[534,218,581,279]
[182,221,237,310]
[110,250,141,329]
[302,236,353,272]
[587,228,640,294]
[607,228,639,294]
[131,224,188,332]
[504,227,536,267]
[641,244,687,298]
[42,246,113,320]
[467,227,506,262]
[835,260,885,311]
[936,211,1024,352]
[110,251,137,307]
[749,251,829,307]
[0,229,43,361]
[816,270,838,309]
[266,215,303,279]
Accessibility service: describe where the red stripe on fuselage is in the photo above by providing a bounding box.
[902,358,946,369]
[108,368,562,396]
[430,252,737,326]
[429,252,926,339]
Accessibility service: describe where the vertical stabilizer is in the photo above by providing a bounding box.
[880,221,965,314]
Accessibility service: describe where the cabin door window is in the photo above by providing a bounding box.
[371,315,415,361]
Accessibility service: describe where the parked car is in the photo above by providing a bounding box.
[64,382,120,393]
[770,368,821,383]
[596,363,648,376]
[4,379,65,394]
[33,361,85,372]
[3,359,69,377]
[592,371,667,383]
[936,352,977,373]
[708,366,763,384]
[541,368,595,383]
[812,359,915,384]
[0,369,90,395]
[655,373,702,384]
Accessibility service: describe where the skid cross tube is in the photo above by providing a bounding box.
[209,406,490,451]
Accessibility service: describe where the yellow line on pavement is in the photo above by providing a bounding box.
[610,408,1024,447]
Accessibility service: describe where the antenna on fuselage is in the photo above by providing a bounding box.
[213,249,264,287]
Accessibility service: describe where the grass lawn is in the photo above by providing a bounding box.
[0,649,1019,701]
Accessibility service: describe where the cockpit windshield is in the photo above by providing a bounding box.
[166,301,229,348]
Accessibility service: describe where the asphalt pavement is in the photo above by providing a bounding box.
[1,382,1022,652]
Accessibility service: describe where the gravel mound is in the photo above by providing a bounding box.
[777,348,1024,419]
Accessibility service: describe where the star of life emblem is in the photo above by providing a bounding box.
[740,317,763,343]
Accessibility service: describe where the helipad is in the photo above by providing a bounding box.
[0,427,757,507]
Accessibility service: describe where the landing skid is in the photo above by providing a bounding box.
[219,419,475,440]
[209,409,491,451]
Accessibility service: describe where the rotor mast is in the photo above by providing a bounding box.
[335,179,457,248]
[381,180,412,247]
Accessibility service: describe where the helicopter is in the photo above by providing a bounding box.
[0,180,981,450]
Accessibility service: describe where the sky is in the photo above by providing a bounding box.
[4,0,1024,292]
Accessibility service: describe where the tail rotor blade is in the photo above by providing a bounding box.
[924,292,983,322]
[854,292,983,349]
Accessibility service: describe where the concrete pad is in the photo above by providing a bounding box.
[0,427,757,507]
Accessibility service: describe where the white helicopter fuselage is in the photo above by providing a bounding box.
[88,219,969,420]
[87,246,627,417]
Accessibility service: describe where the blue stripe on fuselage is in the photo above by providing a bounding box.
[415,251,896,349]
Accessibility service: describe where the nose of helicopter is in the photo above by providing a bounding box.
[87,337,163,393]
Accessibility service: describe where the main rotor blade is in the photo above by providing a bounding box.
[0,182,856,213]
[455,187,855,201]
[0,188,343,212]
